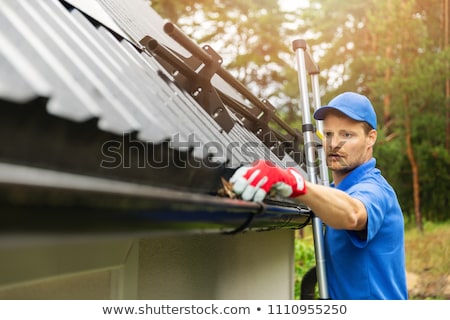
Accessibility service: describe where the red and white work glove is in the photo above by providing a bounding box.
[230,159,307,203]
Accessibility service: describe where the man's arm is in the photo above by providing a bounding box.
[297,182,368,231]
[230,160,368,231]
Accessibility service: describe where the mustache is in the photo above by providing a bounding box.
[326,147,346,157]
[326,154,348,169]
[326,140,347,157]
[326,144,348,166]
[327,152,345,157]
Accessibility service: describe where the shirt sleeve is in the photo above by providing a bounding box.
[345,181,387,248]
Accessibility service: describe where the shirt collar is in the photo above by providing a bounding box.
[332,158,376,190]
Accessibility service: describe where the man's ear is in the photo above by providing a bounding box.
[368,129,377,147]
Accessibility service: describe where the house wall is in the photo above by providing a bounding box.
[0,229,295,299]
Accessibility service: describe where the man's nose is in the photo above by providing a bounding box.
[325,134,336,149]
[325,135,342,151]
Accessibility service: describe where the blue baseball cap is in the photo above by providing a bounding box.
[313,92,377,129]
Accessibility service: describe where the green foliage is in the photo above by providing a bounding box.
[294,234,316,300]
[151,0,295,100]
[417,145,450,221]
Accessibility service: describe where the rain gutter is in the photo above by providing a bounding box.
[0,162,311,239]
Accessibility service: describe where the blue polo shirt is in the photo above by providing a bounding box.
[324,158,408,299]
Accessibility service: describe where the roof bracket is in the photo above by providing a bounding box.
[140,23,235,133]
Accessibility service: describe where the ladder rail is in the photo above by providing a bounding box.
[311,73,330,187]
[292,39,330,300]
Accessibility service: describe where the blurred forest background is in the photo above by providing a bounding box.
[150,0,450,231]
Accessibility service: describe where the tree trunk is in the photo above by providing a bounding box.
[444,0,450,152]
[383,0,393,133]
[383,45,392,134]
[403,95,423,232]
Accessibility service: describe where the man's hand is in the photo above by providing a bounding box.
[229,159,307,202]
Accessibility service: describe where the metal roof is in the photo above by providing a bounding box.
[0,0,310,238]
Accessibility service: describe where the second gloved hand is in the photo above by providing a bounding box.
[229,159,307,202]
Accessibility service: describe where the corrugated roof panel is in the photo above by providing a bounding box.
[121,46,239,163]
[103,37,211,148]
[63,8,178,143]
[0,0,303,172]
[0,30,52,104]
[0,0,101,121]
[112,41,227,161]
[50,0,238,161]
[229,124,278,165]
[95,0,184,52]
[28,0,167,136]
[62,0,131,41]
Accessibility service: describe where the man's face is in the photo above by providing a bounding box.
[322,110,376,175]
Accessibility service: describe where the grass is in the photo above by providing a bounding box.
[404,221,450,276]
[294,221,450,299]
[404,221,450,299]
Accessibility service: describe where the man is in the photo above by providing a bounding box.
[230,92,408,300]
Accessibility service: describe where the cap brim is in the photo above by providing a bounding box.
[313,106,368,124]
[313,106,334,120]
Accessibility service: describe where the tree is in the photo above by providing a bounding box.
[444,0,450,152]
